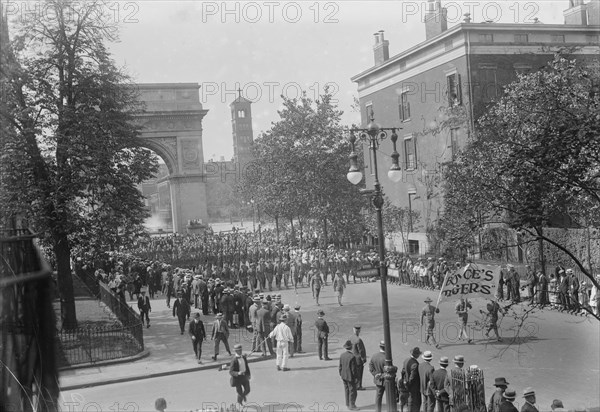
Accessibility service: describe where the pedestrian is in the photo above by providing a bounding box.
[455,298,473,343]
[421,297,441,349]
[311,268,324,305]
[154,397,167,412]
[482,300,506,342]
[210,312,232,361]
[349,325,367,391]
[400,347,421,412]
[294,304,304,353]
[257,300,275,356]
[172,292,190,335]
[189,312,206,364]
[248,296,261,352]
[369,341,387,412]
[521,388,539,412]
[229,343,251,409]
[315,309,331,360]
[333,270,347,306]
[269,314,294,371]
[444,355,465,409]
[282,304,298,357]
[418,350,435,412]
[339,339,360,411]
[550,399,566,412]
[137,289,151,328]
[428,356,449,412]
[488,377,509,412]
[499,388,519,412]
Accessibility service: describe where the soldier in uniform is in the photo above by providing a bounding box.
[294,304,304,353]
[455,298,473,343]
[349,325,367,390]
[482,300,506,341]
[333,270,347,306]
[310,267,325,306]
[421,297,441,349]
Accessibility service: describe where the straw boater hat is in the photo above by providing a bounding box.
[503,388,517,401]
[523,388,535,398]
[422,351,433,361]
[439,356,449,366]
[453,355,465,364]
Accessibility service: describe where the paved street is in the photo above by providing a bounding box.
[59,281,600,411]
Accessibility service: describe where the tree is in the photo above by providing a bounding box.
[443,53,600,301]
[364,197,420,253]
[242,89,366,245]
[0,0,157,328]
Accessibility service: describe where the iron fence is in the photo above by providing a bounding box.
[98,281,142,327]
[55,322,144,367]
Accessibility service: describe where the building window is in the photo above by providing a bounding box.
[450,128,460,160]
[237,110,246,118]
[408,240,420,255]
[479,33,494,42]
[551,34,565,43]
[365,103,373,121]
[514,34,528,43]
[446,73,462,106]
[479,68,497,101]
[399,92,411,122]
[404,135,417,170]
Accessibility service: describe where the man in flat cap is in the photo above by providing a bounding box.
[349,325,367,390]
[210,313,231,361]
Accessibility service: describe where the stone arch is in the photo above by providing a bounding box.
[133,83,210,233]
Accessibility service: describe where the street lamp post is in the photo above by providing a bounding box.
[347,110,401,412]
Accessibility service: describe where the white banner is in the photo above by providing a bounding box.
[437,263,501,304]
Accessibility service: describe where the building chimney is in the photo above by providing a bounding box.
[424,0,448,40]
[563,0,590,25]
[373,30,389,66]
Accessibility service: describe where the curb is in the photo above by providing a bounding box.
[59,352,274,391]
[58,349,151,372]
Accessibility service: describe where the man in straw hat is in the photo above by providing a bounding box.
[421,297,441,349]
[419,350,435,412]
[429,356,450,412]
[444,355,465,409]
[499,388,518,412]
[488,377,509,412]
[210,312,231,361]
[521,388,539,412]
[269,313,294,371]
[339,340,360,410]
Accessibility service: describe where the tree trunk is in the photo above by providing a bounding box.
[323,218,328,248]
[54,232,77,329]
[275,216,280,243]
[298,217,304,248]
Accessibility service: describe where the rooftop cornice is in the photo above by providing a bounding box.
[352,23,600,82]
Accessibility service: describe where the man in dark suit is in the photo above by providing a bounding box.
[429,356,449,412]
[189,312,206,363]
[401,347,421,412]
[314,309,331,360]
[499,388,519,412]
[210,312,231,361]
[172,293,190,335]
[137,290,151,328]
[349,325,367,390]
[339,340,359,411]
[229,343,251,408]
[369,341,387,412]
[257,300,275,356]
[418,351,435,412]
[521,388,539,412]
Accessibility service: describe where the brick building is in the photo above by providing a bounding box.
[351,0,600,254]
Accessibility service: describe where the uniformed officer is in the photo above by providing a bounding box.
[421,297,441,349]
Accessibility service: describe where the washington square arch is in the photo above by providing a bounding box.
[134,83,210,233]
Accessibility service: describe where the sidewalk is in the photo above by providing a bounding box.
[58,293,270,391]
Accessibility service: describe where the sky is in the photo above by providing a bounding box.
[102,0,568,161]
